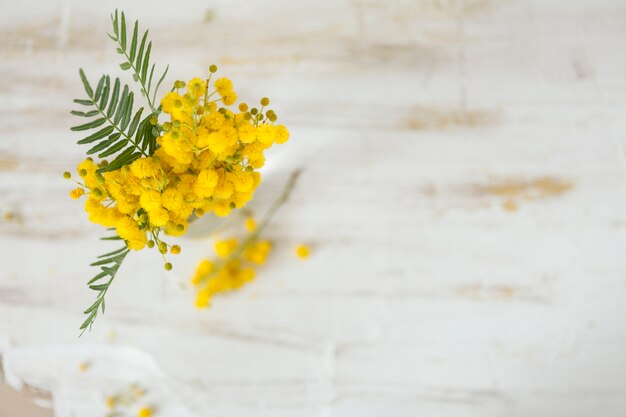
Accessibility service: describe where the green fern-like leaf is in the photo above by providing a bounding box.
[73,10,168,334]
[80,238,129,335]
[71,70,160,173]
[110,10,169,113]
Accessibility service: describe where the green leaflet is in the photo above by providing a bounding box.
[70,71,158,173]
[71,10,169,334]
[80,242,129,335]
[70,10,168,175]
[109,10,168,113]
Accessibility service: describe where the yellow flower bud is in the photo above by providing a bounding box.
[295,244,310,260]
[105,396,116,409]
[138,407,153,417]
[70,188,85,199]
[245,217,257,232]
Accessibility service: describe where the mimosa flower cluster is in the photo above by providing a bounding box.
[69,10,294,332]
[68,69,289,267]
[189,213,311,308]
[191,216,272,308]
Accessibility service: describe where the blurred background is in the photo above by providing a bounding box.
[1,0,626,416]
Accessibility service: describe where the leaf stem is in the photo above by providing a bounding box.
[115,40,159,114]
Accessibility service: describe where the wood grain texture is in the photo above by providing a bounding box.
[1,0,626,416]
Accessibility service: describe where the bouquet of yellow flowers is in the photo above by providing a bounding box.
[66,11,290,333]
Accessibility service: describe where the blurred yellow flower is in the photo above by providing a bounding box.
[295,244,310,260]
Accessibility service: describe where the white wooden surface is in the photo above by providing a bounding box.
[1,0,626,416]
